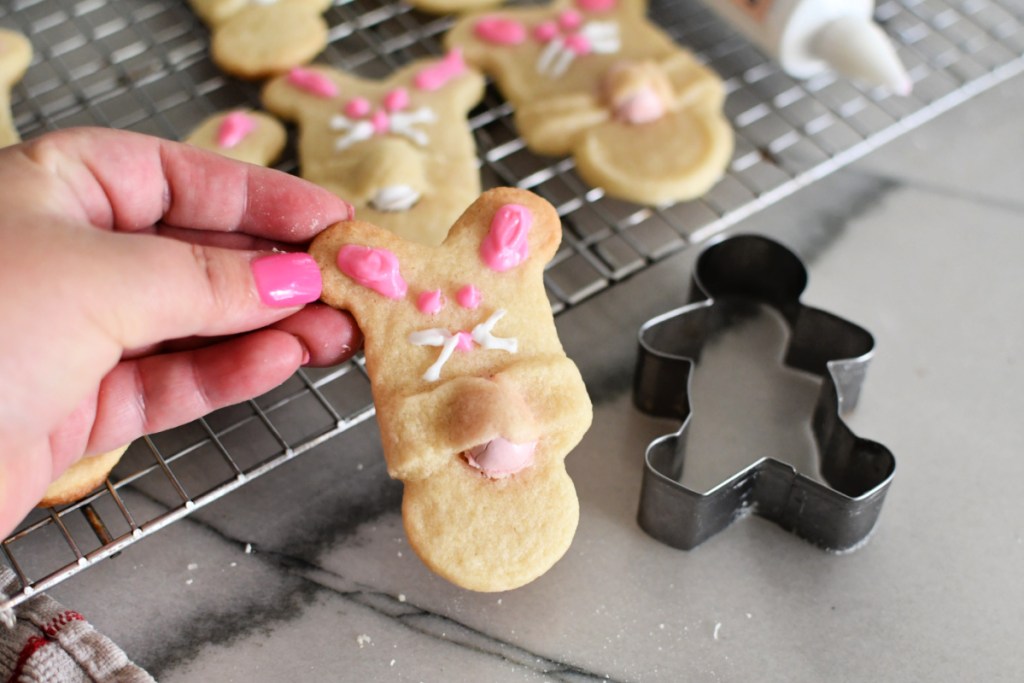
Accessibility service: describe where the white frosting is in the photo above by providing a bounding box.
[535,22,621,78]
[409,309,517,382]
[371,185,421,212]
[330,107,437,151]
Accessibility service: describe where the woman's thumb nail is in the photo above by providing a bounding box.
[252,252,322,307]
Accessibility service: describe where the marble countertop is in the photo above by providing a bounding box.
[28,72,1022,681]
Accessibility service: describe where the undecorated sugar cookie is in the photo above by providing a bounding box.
[310,187,593,591]
[445,0,734,206]
[0,28,32,148]
[184,109,287,165]
[189,0,332,80]
[264,51,485,246]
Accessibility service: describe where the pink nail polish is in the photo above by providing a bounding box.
[252,253,322,307]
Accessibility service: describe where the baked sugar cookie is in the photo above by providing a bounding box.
[264,51,485,246]
[184,109,287,165]
[38,445,129,507]
[0,28,32,148]
[189,0,332,80]
[310,188,593,591]
[446,0,734,205]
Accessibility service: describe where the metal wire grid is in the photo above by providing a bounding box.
[1,0,1022,612]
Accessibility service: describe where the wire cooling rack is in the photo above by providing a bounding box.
[2,0,1023,612]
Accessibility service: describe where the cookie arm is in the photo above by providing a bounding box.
[514,94,610,157]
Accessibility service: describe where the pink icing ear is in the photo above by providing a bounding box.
[481,204,532,272]
[337,245,407,300]
[577,0,618,12]
[474,17,527,45]
[287,68,339,98]
[216,111,256,149]
[383,88,409,112]
[414,49,467,91]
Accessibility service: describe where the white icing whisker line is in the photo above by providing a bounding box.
[472,309,517,352]
[408,309,517,381]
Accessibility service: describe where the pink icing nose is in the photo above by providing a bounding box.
[464,438,536,478]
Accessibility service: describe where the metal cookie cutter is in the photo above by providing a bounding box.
[634,234,895,552]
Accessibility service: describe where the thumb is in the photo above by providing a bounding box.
[87,230,323,350]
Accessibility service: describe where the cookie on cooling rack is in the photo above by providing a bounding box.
[184,109,287,165]
[310,187,593,592]
[38,445,130,507]
[445,0,734,205]
[189,0,332,80]
[0,28,32,148]
[263,51,484,246]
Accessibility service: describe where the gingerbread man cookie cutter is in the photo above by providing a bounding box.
[634,235,896,552]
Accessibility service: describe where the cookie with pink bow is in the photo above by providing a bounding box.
[445,0,733,205]
[184,109,287,165]
[189,0,332,80]
[310,187,593,591]
[263,51,485,246]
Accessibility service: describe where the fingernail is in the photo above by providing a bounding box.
[252,252,322,307]
[342,200,356,220]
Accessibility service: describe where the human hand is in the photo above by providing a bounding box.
[0,128,361,538]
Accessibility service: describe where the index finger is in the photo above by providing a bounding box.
[19,127,353,242]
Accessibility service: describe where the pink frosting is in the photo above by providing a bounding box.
[534,21,558,42]
[559,9,583,30]
[474,17,527,45]
[465,438,537,478]
[455,331,475,351]
[216,111,256,149]
[414,50,467,91]
[456,284,482,309]
[577,0,618,12]
[416,289,445,315]
[345,97,371,118]
[383,88,409,112]
[564,33,591,55]
[336,245,407,299]
[481,204,531,272]
[287,68,338,98]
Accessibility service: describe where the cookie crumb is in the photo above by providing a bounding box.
[356,634,372,648]
[713,622,722,640]
[244,543,253,554]
[398,594,407,602]
[187,563,198,571]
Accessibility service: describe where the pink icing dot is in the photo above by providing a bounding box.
[416,289,445,315]
[370,110,390,134]
[455,331,475,351]
[576,0,618,12]
[216,111,256,149]
[456,284,482,309]
[534,21,558,42]
[336,245,407,300]
[345,97,371,118]
[413,49,467,91]
[559,10,583,30]
[287,68,338,98]
[474,17,527,45]
[383,88,409,113]
[564,34,591,55]
[481,204,531,273]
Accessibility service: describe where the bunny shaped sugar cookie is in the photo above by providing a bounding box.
[446,0,734,205]
[189,0,332,79]
[310,188,593,591]
[0,28,32,148]
[264,51,485,246]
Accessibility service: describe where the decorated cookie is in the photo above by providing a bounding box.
[445,0,734,205]
[310,187,593,591]
[38,445,130,507]
[0,28,32,148]
[184,109,287,165]
[263,51,485,246]
[189,0,332,80]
